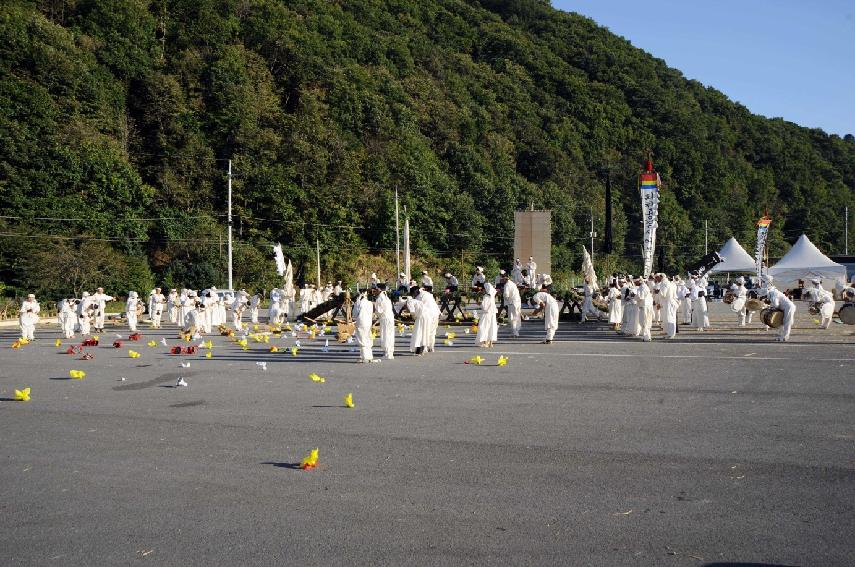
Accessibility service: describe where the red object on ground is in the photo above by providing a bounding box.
[128,333,142,341]
[81,352,94,360]
[82,338,99,347]
[113,340,123,348]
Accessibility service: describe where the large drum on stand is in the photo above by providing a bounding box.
[838,303,855,325]
[760,307,784,328]
[723,291,735,305]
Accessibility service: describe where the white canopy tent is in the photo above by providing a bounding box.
[768,234,847,290]
[709,237,756,274]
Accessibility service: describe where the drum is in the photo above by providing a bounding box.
[723,291,735,305]
[808,303,820,316]
[839,303,855,325]
[745,298,765,312]
[760,307,784,328]
[730,296,746,313]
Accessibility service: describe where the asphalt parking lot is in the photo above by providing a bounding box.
[1,303,853,566]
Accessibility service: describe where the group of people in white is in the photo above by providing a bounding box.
[603,272,850,342]
[18,259,855,352]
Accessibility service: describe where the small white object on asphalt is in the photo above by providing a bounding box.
[256,361,267,371]
[161,338,168,346]
[180,362,191,368]
[176,377,188,387]
[118,377,126,381]
[321,339,329,353]
[295,340,302,348]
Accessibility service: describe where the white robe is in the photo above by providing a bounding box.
[19,299,40,340]
[406,297,428,353]
[59,299,77,338]
[375,291,396,359]
[607,287,623,325]
[167,292,179,324]
[353,296,374,361]
[476,286,498,345]
[813,289,835,329]
[91,292,114,330]
[126,297,139,332]
[637,283,654,341]
[768,288,796,341]
[150,293,165,328]
[532,291,558,341]
[503,280,522,337]
[417,291,439,352]
[249,295,260,323]
[581,282,600,321]
[659,280,679,338]
[77,296,94,335]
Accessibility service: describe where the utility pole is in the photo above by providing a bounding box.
[395,187,400,277]
[227,159,233,290]
[846,206,849,255]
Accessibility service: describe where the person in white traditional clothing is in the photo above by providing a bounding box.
[269,287,282,325]
[493,270,506,287]
[150,288,166,328]
[621,279,639,336]
[676,277,692,325]
[581,277,600,322]
[760,276,796,341]
[476,283,498,347]
[77,292,94,335]
[177,289,189,325]
[311,285,324,310]
[444,272,459,292]
[216,291,227,327]
[607,280,623,331]
[690,275,710,331]
[650,276,662,325]
[418,288,440,352]
[232,290,248,330]
[420,271,433,290]
[183,292,202,334]
[19,294,40,340]
[807,286,835,330]
[511,259,523,285]
[248,293,261,324]
[299,284,311,315]
[321,282,333,302]
[369,273,379,289]
[471,266,486,290]
[334,281,343,295]
[201,290,216,334]
[374,284,396,359]
[353,292,376,363]
[657,274,679,339]
[538,273,553,290]
[525,257,537,286]
[59,297,77,339]
[502,273,522,337]
[636,278,654,341]
[531,287,558,344]
[406,293,428,355]
[167,289,179,324]
[91,288,114,333]
[126,291,140,332]
[729,277,753,327]
[146,288,157,322]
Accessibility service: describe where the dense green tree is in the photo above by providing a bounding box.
[1,0,853,296]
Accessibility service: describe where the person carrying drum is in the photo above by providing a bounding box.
[760,276,796,342]
[807,286,835,330]
[730,277,753,327]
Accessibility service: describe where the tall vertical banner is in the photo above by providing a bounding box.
[639,159,661,277]
[755,215,772,277]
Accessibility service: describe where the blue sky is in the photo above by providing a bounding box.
[551,0,855,136]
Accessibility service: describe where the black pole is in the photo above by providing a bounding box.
[604,168,613,254]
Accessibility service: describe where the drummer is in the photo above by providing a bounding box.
[730,277,753,327]
[759,275,796,342]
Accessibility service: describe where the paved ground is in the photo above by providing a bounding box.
[1,303,853,566]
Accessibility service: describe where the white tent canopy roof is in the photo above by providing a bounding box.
[709,237,756,273]
[768,234,847,289]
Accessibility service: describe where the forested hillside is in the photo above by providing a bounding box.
[2,0,853,296]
